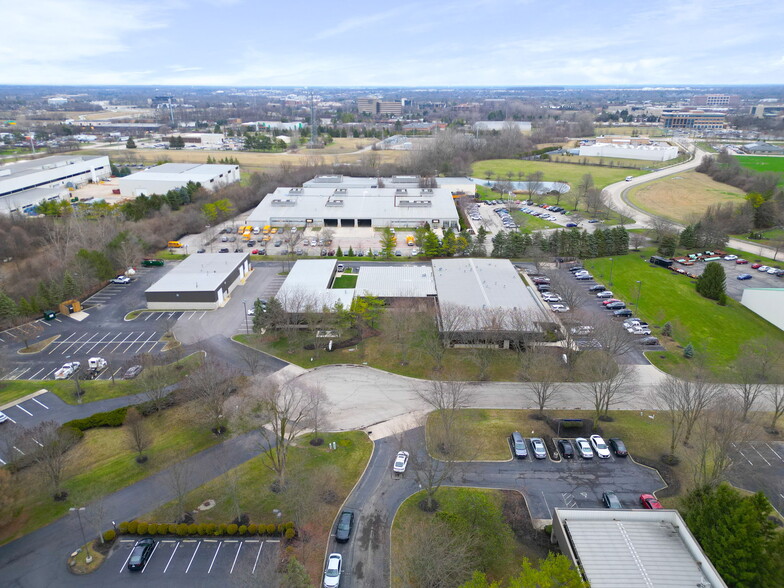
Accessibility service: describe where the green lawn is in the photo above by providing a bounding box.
[332,275,358,288]
[1,402,221,545]
[510,210,561,232]
[548,153,689,170]
[472,159,647,189]
[584,252,784,375]
[735,155,784,184]
[0,352,204,407]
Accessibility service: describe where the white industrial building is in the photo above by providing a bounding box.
[275,259,354,314]
[0,155,111,215]
[551,509,726,588]
[740,288,784,331]
[474,121,532,132]
[118,163,240,197]
[247,176,459,229]
[578,141,679,161]
[354,265,437,298]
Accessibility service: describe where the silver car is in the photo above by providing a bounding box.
[575,437,594,459]
[530,437,547,459]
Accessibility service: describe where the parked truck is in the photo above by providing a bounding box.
[54,361,81,380]
[406,235,415,246]
[84,357,107,380]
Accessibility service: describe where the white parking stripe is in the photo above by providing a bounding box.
[142,541,159,573]
[32,438,43,447]
[42,368,58,380]
[112,367,123,379]
[12,368,31,380]
[0,457,6,465]
[144,312,157,321]
[164,541,180,573]
[230,541,243,574]
[766,443,784,461]
[13,446,24,455]
[208,541,222,573]
[61,334,90,354]
[185,541,201,573]
[750,444,771,466]
[16,404,32,416]
[3,414,15,424]
[28,368,47,380]
[85,332,112,354]
[252,541,264,574]
[120,544,136,572]
[123,332,146,353]
[97,333,124,354]
[48,332,76,354]
[32,397,48,409]
[199,311,207,319]
[109,333,134,353]
[732,442,754,465]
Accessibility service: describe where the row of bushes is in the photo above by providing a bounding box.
[117,520,296,539]
[65,406,128,431]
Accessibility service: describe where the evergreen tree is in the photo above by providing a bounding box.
[679,224,697,248]
[422,231,442,257]
[441,228,457,256]
[335,246,343,257]
[683,343,694,359]
[0,291,19,322]
[658,234,678,257]
[696,261,726,301]
[379,228,396,259]
[125,137,136,149]
[491,232,508,258]
[62,272,80,300]
[347,246,354,257]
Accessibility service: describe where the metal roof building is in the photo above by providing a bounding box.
[276,259,354,313]
[118,163,240,197]
[552,509,726,588]
[145,253,250,310]
[354,265,437,298]
[740,288,784,331]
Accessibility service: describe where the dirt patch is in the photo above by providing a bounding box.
[628,170,745,224]
[501,491,552,560]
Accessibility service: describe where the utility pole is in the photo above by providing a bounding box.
[70,507,92,563]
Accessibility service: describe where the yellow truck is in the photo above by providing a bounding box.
[406,235,415,246]
[167,240,183,248]
[262,225,271,234]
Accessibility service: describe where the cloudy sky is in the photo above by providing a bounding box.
[2,0,782,86]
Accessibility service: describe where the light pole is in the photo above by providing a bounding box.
[70,507,91,563]
[242,299,249,335]
[608,257,614,287]
[635,280,642,309]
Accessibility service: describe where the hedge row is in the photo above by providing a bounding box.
[64,406,128,431]
[117,520,296,539]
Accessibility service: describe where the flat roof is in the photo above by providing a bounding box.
[431,258,545,330]
[247,185,458,223]
[121,163,236,184]
[145,253,248,293]
[276,259,354,311]
[553,509,726,588]
[354,265,436,297]
[0,155,107,181]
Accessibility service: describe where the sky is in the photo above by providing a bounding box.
[1,0,783,86]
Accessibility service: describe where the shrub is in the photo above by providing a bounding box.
[284,522,295,530]
[64,407,128,431]
[248,524,258,535]
[145,523,156,534]
[218,524,228,536]
[227,524,238,536]
[684,343,694,359]
[266,524,276,535]
[560,419,583,430]
[103,529,116,542]
[127,521,138,534]
[197,524,207,536]
[661,321,672,337]
[119,522,129,534]
[238,525,247,536]
[284,528,295,540]
[137,522,148,535]
[167,524,177,534]
[206,523,216,535]
[177,523,188,536]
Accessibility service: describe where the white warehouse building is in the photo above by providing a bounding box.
[0,155,111,215]
[118,163,240,197]
[578,142,679,161]
[247,179,459,229]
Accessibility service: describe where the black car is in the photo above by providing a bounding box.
[602,491,622,509]
[557,439,574,459]
[605,301,626,310]
[608,438,628,457]
[128,538,155,571]
[568,266,584,273]
[613,309,633,317]
[536,284,551,292]
[335,510,354,543]
[218,247,230,253]
[588,284,606,292]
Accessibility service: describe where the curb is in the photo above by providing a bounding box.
[0,388,48,411]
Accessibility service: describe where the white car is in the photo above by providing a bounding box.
[323,553,342,588]
[768,267,779,274]
[575,437,593,459]
[542,293,562,302]
[111,275,131,284]
[550,304,570,313]
[596,291,614,298]
[570,325,593,335]
[758,266,770,272]
[627,326,652,335]
[724,255,738,261]
[590,434,611,459]
[393,451,410,473]
[625,176,634,182]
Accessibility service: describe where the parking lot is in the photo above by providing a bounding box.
[672,255,784,301]
[90,537,280,586]
[725,440,784,515]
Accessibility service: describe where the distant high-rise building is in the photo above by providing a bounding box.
[660,108,726,129]
[357,97,403,116]
[691,94,740,108]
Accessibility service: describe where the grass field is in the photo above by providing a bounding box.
[735,155,784,186]
[510,210,561,231]
[144,431,372,582]
[547,153,689,170]
[584,251,784,375]
[471,159,646,189]
[1,401,221,545]
[626,170,746,224]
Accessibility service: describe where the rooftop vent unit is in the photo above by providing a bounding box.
[271,199,297,206]
[325,199,344,207]
[312,175,342,183]
[392,175,420,184]
[333,188,348,195]
[398,200,432,207]
[420,188,434,195]
[288,188,304,195]
[395,189,409,196]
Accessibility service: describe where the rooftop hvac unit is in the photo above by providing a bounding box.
[333,188,347,195]
[271,199,297,206]
[420,188,434,195]
[288,188,304,195]
[312,175,342,183]
[395,188,409,196]
[325,199,344,207]
[392,175,419,184]
[398,200,432,207]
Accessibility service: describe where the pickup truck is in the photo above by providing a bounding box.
[83,357,107,380]
[54,362,81,380]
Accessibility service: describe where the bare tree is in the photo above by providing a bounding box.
[572,173,594,211]
[590,315,637,358]
[29,420,78,499]
[416,379,473,456]
[767,384,784,433]
[519,349,565,416]
[82,498,107,545]
[584,187,603,217]
[731,339,784,421]
[652,375,689,462]
[526,171,544,198]
[308,384,329,444]
[548,273,584,312]
[629,231,646,250]
[577,355,635,425]
[408,426,468,512]
[166,460,192,522]
[255,377,322,489]
[136,359,170,413]
[125,407,150,463]
[236,341,264,374]
[187,359,238,434]
[648,217,677,243]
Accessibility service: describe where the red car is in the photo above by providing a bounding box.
[751,263,762,269]
[736,259,749,264]
[640,493,663,509]
[602,298,621,305]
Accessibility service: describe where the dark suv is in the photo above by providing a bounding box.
[128,538,155,571]
[557,439,574,459]
[335,510,354,543]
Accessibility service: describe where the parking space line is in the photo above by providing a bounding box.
[185,541,201,573]
[16,404,32,416]
[766,443,784,461]
[208,541,223,573]
[31,397,48,409]
[134,336,158,354]
[142,541,160,573]
[252,541,264,574]
[144,312,157,321]
[109,333,134,353]
[97,333,123,354]
[750,444,771,466]
[732,443,753,466]
[61,334,90,355]
[48,332,75,354]
[3,414,15,424]
[164,542,180,573]
[230,541,243,574]
[0,457,5,465]
[28,368,47,380]
[123,332,145,353]
[85,333,112,354]
[199,311,207,319]
[120,543,136,572]
[13,446,24,455]
[541,491,552,518]
[42,368,58,380]
[32,438,43,447]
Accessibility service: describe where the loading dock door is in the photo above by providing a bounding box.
[325,219,338,227]
[340,219,356,227]
[357,219,372,227]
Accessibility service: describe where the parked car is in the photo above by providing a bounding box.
[218,247,230,253]
[758,265,771,272]
[127,538,156,571]
[542,293,562,302]
[736,259,749,264]
[588,284,606,292]
[393,451,409,473]
[123,365,143,379]
[565,222,578,227]
[627,325,652,335]
[639,336,659,345]
[557,438,574,459]
[196,248,206,253]
[596,291,614,298]
[613,309,633,317]
[568,267,585,273]
[536,284,551,292]
[767,267,779,274]
[550,304,570,312]
[608,438,628,457]
[323,553,342,588]
[111,275,131,284]
[640,493,663,509]
[724,255,738,261]
[335,510,354,543]
[588,219,600,223]
[575,438,593,459]
[751,263,762,269]
[510,432,528,458]
[530,437,547,459]
[737,273,753,280]
[590,435,611,459]
[605,302,626,310]
[575,273,593,280]
[602,491,623,509]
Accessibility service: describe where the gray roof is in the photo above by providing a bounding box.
[0,155,106,180]
[354,265,436,297]
[145,253,248,293]
[276,259,354,312]
[121,163,236,184]
[554,509,726,588]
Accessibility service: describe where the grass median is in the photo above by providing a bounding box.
[471,159,646,189]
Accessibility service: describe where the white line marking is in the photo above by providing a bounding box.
[230,542,243,574]
[199,311,207,319]
[186,312,194,320]
[142,540,160,573]
[13,446,24,455]
[164,542,180,573]
[123,332,145,353]
[265,539,280,543]
[750,444,771,466]
[28,368,47,380]
[109,332,133,353]
[16,404,32,416]
[185,541,201,573]
[32,438,43,447]
[10,368,31,380]
[4,414,15,424]
[541,491,552,518]
[112,367,123,379]
[48,332,75,354]
[732,443,754,466]
[252,541,264,574]
[208,541,222,573]
[85,332,111,354]
[61,334,89,354]
[120,545,135,572]
[0,457,5,465]
[31,397,48,409]
[144,313,156,322]
[766,443,784,461]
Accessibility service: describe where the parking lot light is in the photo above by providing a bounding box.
[635,280,642,308]
[70,507,91,563]
[242,300,249,335]
[608,257,614,286]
